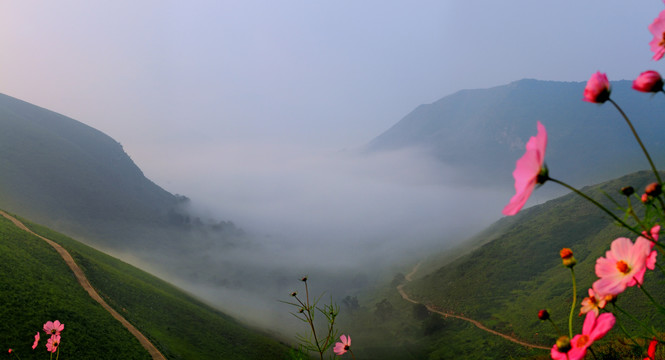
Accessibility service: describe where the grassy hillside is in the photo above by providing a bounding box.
[339,170,665,359]
[0,211,291,359]
[402,170,665,358]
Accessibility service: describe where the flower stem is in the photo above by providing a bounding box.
[610,307,640,347]
[568,268,577,339]
[636,280,665,315]
[349,349,357,360]
[608,99,662,185]
[547,318,563,336]
[548,177,641,237]
[613,303,658,337]
[303,282,323,360]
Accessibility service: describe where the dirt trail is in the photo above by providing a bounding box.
[397,261,550,351]
[0,211,167,360]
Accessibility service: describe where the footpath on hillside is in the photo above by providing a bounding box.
[0,211,167,360]
[396,261,550,351]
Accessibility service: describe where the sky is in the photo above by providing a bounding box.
[3,0,665,331]
[2,0,664,249]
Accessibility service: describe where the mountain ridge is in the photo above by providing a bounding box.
[367,78,665,195]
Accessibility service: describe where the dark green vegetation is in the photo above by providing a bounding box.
[340,171,665,359]
[338,274,545,360]
[0,212,291,359]
[367,79,665,193]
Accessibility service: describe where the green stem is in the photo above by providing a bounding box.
[608,99,662,184]
[625,198,649,233]
[349,349,357,360]
[611,308,640,347]
[568,267,577,339]
[613,303,658,337]
[548,177,641,237]
[637,280,665,314]
[303,283,323,360]
[547,318,563,336]
[655,261,665,279]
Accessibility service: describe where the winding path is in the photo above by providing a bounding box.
[0,211,167,360]
[396,261,550,351]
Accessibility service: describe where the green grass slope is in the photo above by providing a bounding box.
[401,170,665,358]
[0,212,291,359]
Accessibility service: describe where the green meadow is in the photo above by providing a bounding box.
[0,211,291,359]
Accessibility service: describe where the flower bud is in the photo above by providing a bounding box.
[603,293,617,305]
[537,309,550,321]
[642,193,650,203]
[645,182,662,197]
[583,72,611,103]
[300,276,308,282]
[556,336,572,353]
[560,248,577,268]
[290,292,297,297]
[620,186,634,196]
[633,70,664,93]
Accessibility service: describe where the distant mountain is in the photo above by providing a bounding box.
[367,79,665,192]
[0,93,243,251]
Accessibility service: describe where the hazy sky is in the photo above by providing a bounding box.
[2,1,664,247]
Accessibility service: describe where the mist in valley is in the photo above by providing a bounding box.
[122,143,511,333]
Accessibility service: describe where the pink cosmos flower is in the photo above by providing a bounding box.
[633,71,664,92]
[644,337,658,360]
[593,236,652,297]
[502,121,547,216]
[46,335,60,353]
[32,332,40,349]
[579,287,607,317]
[644,224,661,243]
[583,72,611,103]
[649,7,665,60]
[333,334,351,356]
[551,312,615,360]
[43,320,64,336]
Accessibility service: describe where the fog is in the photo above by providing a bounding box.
[125,141,511,332]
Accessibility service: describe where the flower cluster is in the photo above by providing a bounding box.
[505,5,665,359]
[33,320,63,354]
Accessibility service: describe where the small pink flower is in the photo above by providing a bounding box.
[43,320,64,336]
[593,236,652,297]
[46,335,60,353]
[644,337,658,360]
[31,332,40,350]
[633,71,664,92]
[583,72,611,103]
[649,7,665,60]
[7,349,11,354]
[502,121,547,216]
[579,288,607,317]
[333,334,351,356]
[642,193,650,203]
[551,312,615,360]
